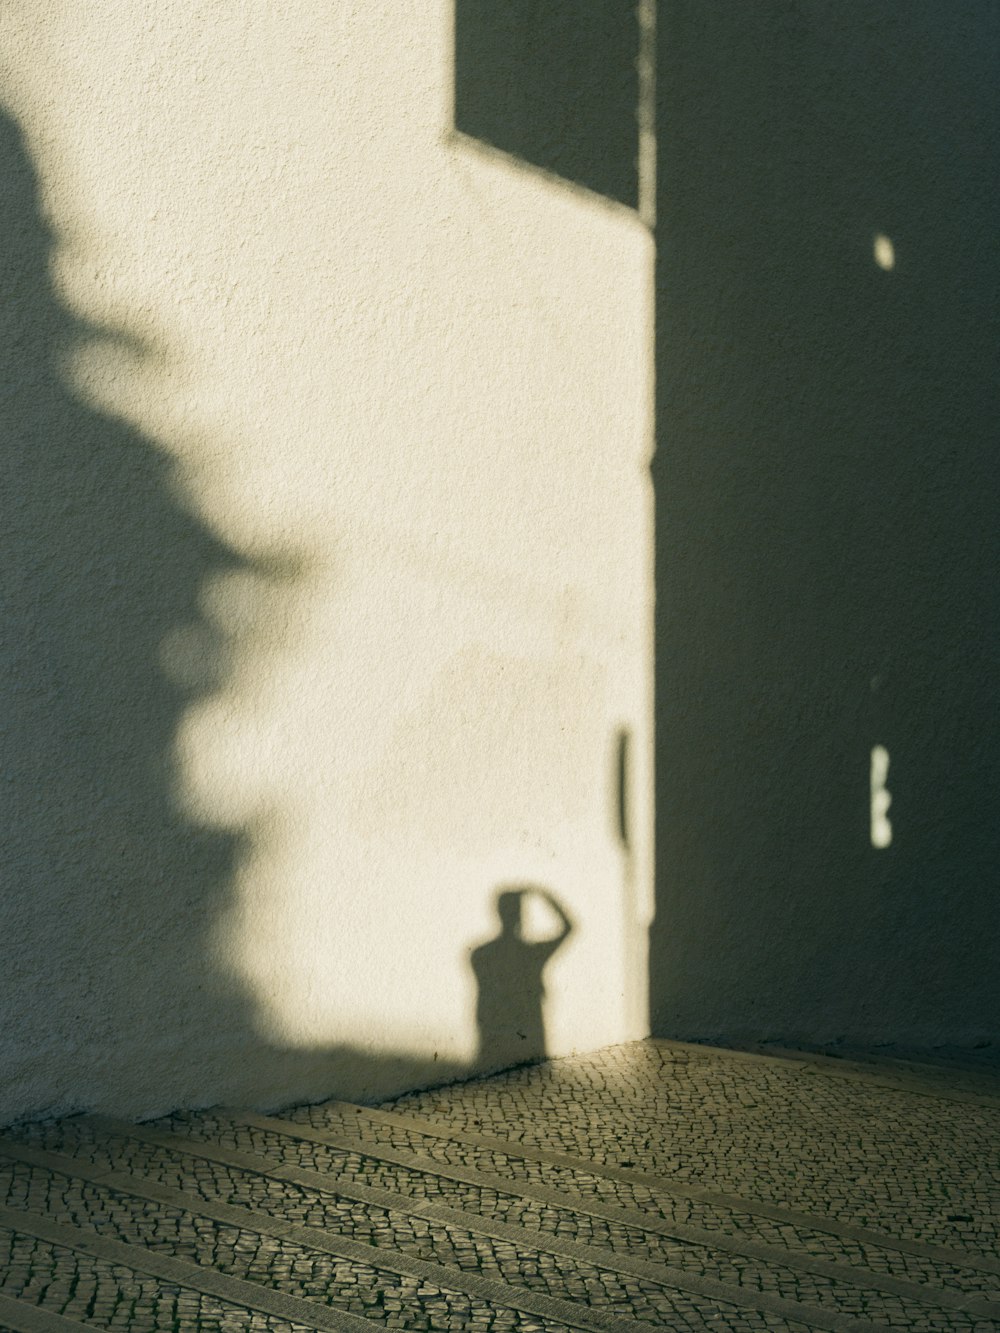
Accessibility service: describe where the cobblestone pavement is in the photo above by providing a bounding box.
[0,1041,998,1331]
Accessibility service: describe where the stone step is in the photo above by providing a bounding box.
[0,1139,657,1333]
[0,1291,97,1333]
[209,1107,1000,1316]
[241,1102,1000,1284]
[0,1208,349,1332]
[187,1111,998,1329]
[1,1042,996,1331]
[380,1043,1000,1261]
[8,1108,997,1332]
[0,1129,818,1333]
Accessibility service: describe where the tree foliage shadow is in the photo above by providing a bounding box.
[0,103,580,1119]
[9,1,995,1126]
[0,106,466,1120]
[0,105,285,1117]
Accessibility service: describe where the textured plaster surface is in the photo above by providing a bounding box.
[3,0,994,1126]
[650,1,999,1047]
[0,4,652,1122]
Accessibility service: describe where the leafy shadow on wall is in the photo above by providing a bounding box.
[0,104,578,1117]
[0,110,394,1116]
[0,105,276,1114]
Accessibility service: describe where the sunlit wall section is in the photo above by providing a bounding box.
[0,3,653,1121]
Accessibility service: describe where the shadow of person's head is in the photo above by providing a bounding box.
[491,884,574,949]
[496,888,527,938]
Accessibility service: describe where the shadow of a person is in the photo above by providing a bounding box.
[470,886,574,1072]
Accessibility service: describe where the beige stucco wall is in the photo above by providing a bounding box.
[0,4,653,1123]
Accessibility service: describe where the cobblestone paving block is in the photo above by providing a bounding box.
[5,1040,1000,1333]
[0,1226,319,1332]
[384,1044,1000,1256]
[0,1154,822,1333]
[0,1164,574,1333]
[81,1110,986,1331]
[177,1105,1000,1310]
[284,1100,1000,1303]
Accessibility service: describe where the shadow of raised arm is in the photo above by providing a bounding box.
[536,888,574,948]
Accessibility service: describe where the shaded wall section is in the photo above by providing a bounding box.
[0,109,263,1113]
[650,2,1000,1045]
[454,0,640,207]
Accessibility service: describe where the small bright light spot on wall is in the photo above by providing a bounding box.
[873,234,895,271]
[870,745,892,848]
